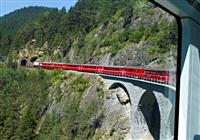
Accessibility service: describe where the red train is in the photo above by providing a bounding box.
[33,62,176,85]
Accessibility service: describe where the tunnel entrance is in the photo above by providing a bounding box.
[30,56,38,62]
[138,91,160,140]
[20,59,27,66]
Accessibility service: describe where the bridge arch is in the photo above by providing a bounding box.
[109,82,131,104]
[138,91,160,140]
[102,76,175,139]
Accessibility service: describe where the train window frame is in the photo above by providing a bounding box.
[151,2,180,140]
[140,0,182,139]
[6,0,198,139]
[151,0,200,140]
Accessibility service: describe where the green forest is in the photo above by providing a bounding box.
[0,0,135,62]
[0,6,56,61]
[0,65,105,140]
[0,0,177,66]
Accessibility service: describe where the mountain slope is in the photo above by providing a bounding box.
[0,6,55,36]
[0,6,56,61]
[1,0,177,69]
[13,0,177,69]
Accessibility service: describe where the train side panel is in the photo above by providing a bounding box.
[36,62,175,85]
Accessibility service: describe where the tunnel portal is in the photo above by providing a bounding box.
[20,59,27,66]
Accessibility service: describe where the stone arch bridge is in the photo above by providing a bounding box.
[101,74,176,140]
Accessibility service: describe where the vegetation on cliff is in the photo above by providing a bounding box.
[0,64,131,139]
[0,65,49,139]
[0,6,56,61]
[0,66,105,139]
[0,0,177,68]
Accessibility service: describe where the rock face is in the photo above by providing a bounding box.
[116,88,130,105]
[90,44,151,67]
[98,88,131,139]
[90,53,113,66]
[112,45,150,67]
[33,72,132,139]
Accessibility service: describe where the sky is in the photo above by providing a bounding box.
[0,0,78,16]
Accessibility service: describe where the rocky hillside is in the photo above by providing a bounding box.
[0,65,132,139]
[0,0,177,69]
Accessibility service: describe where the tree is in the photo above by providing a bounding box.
[61,7,66,13]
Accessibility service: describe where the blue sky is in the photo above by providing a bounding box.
[0,0,78,16]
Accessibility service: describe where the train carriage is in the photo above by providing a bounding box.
[34,62,175,85]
